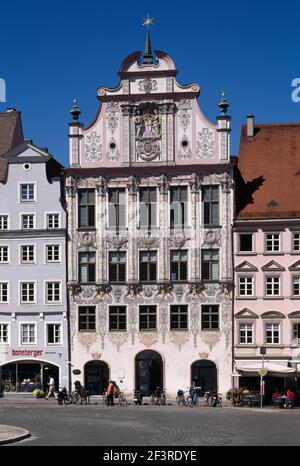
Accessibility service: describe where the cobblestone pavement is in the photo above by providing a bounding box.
[0,400,300,446]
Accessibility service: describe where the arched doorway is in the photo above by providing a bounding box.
[191,360,217,396]
[135,350,163,396]
[84,360,109,395]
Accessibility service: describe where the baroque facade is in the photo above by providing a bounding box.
[65,34,234,397]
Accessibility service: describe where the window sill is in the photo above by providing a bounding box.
[109,330,127,333]
[139,329,158,332]
[289,296,300,300]
[262,252,284,255]
[77,227,96,231]
[203,225,222,229]
[170,328,189,332]
[78,330,96,333]
[236,252,256,256]
[235,344,257,348]
[262,296,284,300]
[200,329,220,332]
[236,296,257,300]
[290,252,300,255]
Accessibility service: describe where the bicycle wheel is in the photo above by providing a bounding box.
[187,396,194,407]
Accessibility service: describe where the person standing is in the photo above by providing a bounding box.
[107,380,115,406]
[45,376,55,399]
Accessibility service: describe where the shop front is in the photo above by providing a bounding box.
[0,360,60,393]
[235,361,296,404]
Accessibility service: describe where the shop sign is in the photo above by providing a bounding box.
[12,349,43,357]
[73,369,81,375]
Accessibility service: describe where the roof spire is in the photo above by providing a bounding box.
[218,90,230,115]
[142,14,154,64]
[70,98,81,122]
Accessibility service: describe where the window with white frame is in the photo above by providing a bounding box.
[20,183,35,202]
[21,214,34,229]
[238,276,254,296]
[292,276,300,296]
[47,323,61,345]
[239,322,253,344]
[46,282,61,303]
[265,233,280,252]
[20,282,35,303]
[265,322,280,344]
[21,323,36,345]
[21,245,35,264]
[108,188,126,230]
[293,233,300,252]
[0,246,8,263]
[170,186,188,229]
[0,323,9,343]
[292,323,300,345]
[46,213,60,229]
[265,276,280,296]
[0,215,8,230]
[139,187,157,230]
[0,283,8,303]
[46,245,60,262]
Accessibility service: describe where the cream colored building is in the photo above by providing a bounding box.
[65,31,234,398]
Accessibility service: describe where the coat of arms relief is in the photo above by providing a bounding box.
[135,103,161,161]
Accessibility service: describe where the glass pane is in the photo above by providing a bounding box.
[211,262,219,280]
[211,204,219,225]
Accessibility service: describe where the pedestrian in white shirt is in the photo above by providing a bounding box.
[45,376,55,399]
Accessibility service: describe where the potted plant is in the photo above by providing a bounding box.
[33,389,45,399]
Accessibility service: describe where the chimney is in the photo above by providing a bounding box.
[247,114,255,138]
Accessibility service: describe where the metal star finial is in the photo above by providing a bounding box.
[143,14,154,31]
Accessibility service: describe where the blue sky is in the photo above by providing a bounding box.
[1,0,299,166]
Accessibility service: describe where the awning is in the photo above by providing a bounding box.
[235,362,295,375]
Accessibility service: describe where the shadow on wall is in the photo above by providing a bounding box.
[235,168,265,216]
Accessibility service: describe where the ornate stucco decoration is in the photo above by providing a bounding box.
[135,103,161,161]
[107,234,128,250]
[91,352,101,360]
[78,333,98,353]
[190,301,200,348]
[196,128,214,159]
[98,303,107,350]
[155,283,174,303]
[127,175,139,194]
[78,231,97,249]
[107,137,120,161]
[96,283,112,303]
[186,282,206,303]
[138,78,158,93]
[138,234,160,249]
[169,331,190,350]
[157,175,170,195]
[128,303,138,345]
[75,286,99,305]
[200,332,221,352]
[189,173,200,194]
[177,99,192,131]
[108,332,128,351]
[106,101,119,134]
[124,283,142,301]
[159,302,169,344]
[199,352,209,359]
[67,282,81,298]
[178,135,192,160]
[85,131,102,161]
[173,285,185,302]
[112,286,123,303]
[96,176,108,197]
[201,229,221,248]
[168,231,189,249]
[138,332,159,347]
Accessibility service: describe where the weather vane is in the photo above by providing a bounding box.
[143,13,154,31]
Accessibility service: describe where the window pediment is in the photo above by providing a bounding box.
[235,308,259,319]
[234,261,258,272]
[262,260,285,272]
[261,311,285,319]
[288,311,300,319]
[289,260,300,272]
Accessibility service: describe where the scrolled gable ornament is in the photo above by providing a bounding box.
[155,283,174,302]
[107,234,128,250]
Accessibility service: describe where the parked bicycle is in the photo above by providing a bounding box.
[176,389,187,407]
[118,389,128,406]
[133,389,143,405]
[71,381,90,405]
[57,386,70,405]
[150,387,166,405]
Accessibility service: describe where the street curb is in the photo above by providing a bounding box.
[0,425,31,445]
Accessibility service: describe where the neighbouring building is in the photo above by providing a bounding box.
[0,113,69,394]
[65,30,234,397]
[233,117,300,402]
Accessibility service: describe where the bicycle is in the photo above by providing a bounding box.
[118,389,128,406]
[176,390,187,407]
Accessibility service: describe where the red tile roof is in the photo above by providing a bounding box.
[0,110,24,182]
[237,123,300,219]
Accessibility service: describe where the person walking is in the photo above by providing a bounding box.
[189,380,197,405]
[107,380,115,406]
[45,376,55,399]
